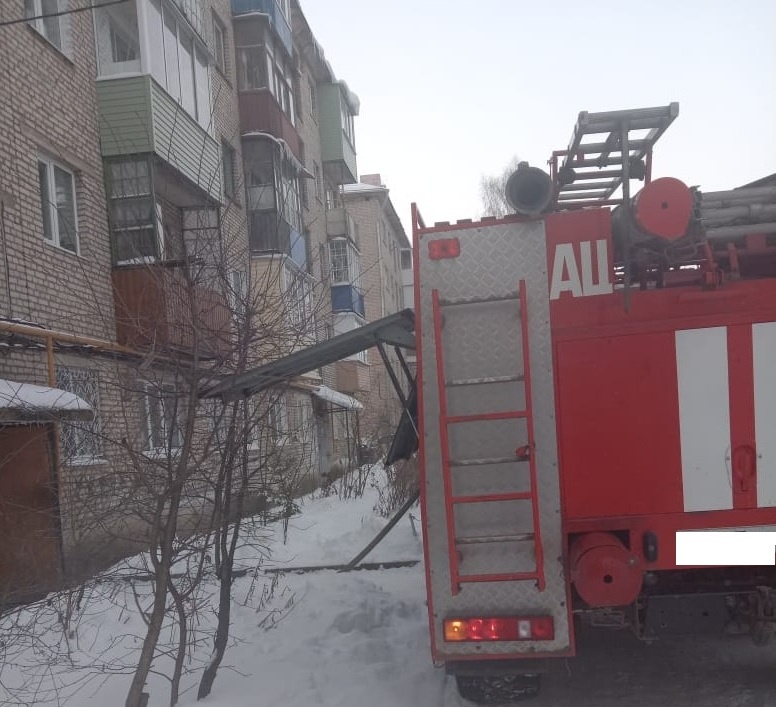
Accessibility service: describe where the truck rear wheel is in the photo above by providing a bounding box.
[455,673,540,704]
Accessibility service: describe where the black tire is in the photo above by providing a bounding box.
[455,673,541,704]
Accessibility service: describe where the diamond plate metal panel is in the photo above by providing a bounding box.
[419,220,570,658]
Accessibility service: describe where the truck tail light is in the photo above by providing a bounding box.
[443,616,554,642]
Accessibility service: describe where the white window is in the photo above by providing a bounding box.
[229,269,247,321]
[95,0,140,75]
[284,264,314,335]
[340,94,355,146]
[212,13,226,73]
[401,248,412,270]
[308,79,317,119]
[38,156,78,254]
[56,367,102,463]
[313,162,322,202]
[147,0,211,130]
[25,0,68,53]
[221,140,236,199]
[329,238,360,286]
[237,45,266,90]
[141,383,184,452]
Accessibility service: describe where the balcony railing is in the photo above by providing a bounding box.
[331,284,365,318]
[112,264,231,359]
[231,0,292,56]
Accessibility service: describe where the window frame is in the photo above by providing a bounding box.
[25,0,68,54]
[38,155,79,255]
[221,140,236,200]
[141,382,185,455]
[212,12,227,75]
[56,366,104,465]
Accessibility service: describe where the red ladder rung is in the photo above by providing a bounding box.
[447,410,527,425]
[459,572,541,585]
[452,492,533,504]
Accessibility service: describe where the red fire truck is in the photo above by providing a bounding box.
[411,103,776,702]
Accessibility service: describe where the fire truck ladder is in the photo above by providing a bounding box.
[431,280,545,596]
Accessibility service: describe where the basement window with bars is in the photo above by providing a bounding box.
[56,367,103,464]
[38,155,78,254]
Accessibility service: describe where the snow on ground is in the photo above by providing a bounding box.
[3,465,775,707]
[0,466,454,707]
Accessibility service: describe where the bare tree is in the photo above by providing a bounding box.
[479,155,523,218]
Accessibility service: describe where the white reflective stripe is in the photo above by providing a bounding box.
[676,327,733,512]
[754,322,776,507]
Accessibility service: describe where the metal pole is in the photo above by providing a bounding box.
[376,341,409,408]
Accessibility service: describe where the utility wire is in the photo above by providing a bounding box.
[0,0,129,28]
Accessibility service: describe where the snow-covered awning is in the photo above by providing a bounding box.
[311,385,363,411]
[0,378,94,423]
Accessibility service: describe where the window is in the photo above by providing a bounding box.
[340,94,355,146]
[212,13,226,74]
[221,140,236,199]
[38,156,78,254]
[106,157,158,263]
[329,238,360,286]
[284,264,314,335]
[299,142,308,208]
[237,45,266,90]
[229,269,247,321]
[56,367,102,463]
[95,1,141,75]
[401,249,412,270]
[267,394,286,442]
[313,163,322,202]
[141,383,184,452]
[147,0,211,130]
[308,79,317,119]
[25,0,67,53]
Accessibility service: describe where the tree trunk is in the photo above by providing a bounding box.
[196,558,232,700]
[125,495,181,707]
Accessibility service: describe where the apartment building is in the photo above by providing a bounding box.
[0,0,244,600]
[340,175,412,447]
[0,0,373,601]
[232,0,364,478]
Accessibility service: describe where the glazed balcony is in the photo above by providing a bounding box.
[319,83,358,185]
[231,0,292,56]
[326,207,357,240]
[96,76,221,202]
[112,264,231,359]
[331,284,365,318]
[238,89,301,161]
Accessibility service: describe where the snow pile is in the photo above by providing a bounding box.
[0,465,451,707]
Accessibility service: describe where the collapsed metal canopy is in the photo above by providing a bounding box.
[201,309,416,401]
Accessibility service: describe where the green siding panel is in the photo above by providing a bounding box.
[319,83,357,183]
[97,76,153,156]
[97,76,221,202]
[150,81,221,201]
